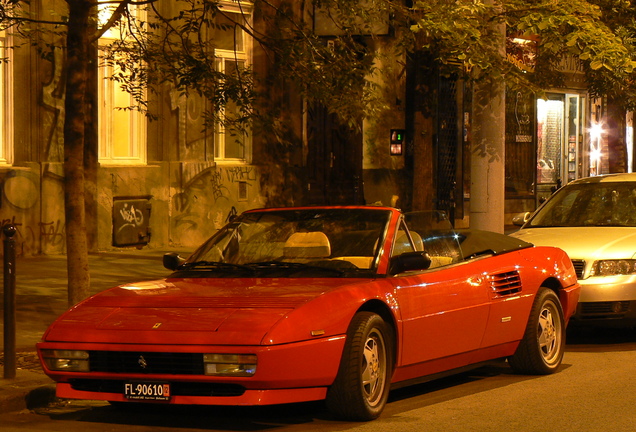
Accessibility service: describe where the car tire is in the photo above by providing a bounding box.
[325,311,393,421]
[509,287,565,374]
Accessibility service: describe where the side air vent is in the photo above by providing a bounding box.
[489,271,522,298]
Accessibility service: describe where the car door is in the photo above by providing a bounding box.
[390,215,491,368]
[394,260,491,367]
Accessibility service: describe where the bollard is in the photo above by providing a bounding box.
[3,223,16,379]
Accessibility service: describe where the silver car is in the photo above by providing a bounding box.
[510,173,636,327]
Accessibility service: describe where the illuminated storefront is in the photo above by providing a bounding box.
[504,44,636,217]
[535,93,585,200]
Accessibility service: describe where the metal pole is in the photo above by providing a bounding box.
[3,224,17,379]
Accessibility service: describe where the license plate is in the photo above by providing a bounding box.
[124,382,171,401]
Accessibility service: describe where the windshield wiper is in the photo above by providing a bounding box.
[247,261,345,276]
[247,261,305,268]
[181,261,254,272]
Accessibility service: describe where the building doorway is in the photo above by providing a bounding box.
[304,103,364,205]
[536,93,585,201]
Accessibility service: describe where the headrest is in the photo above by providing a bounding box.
[284,232,331,258]
[393,230,424,256]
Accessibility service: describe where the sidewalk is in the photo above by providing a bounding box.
[0,248,191,414]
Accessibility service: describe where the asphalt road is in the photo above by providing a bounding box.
[0,328,634,432]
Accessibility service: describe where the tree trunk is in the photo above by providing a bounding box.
[411,112,434,211]
[405,50,435,212]
[84,19,99,253]
[64,0,92,306]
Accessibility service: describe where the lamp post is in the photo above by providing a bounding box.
[3,223,17,379]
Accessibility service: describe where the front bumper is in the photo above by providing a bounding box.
[55,382,328,406]
[569,274,636,326]
[37,335,345,406]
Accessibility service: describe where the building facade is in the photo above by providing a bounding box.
[0,1,633,256]
[2,1,267,255]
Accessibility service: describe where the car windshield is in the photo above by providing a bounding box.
[180,208,392,277]
[527,182,636,228]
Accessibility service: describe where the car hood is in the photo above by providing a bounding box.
[42,277,362,346]
[510,227,636,260]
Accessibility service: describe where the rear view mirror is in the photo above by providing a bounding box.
[163,252,186,270]
[512,212,532,227]
[389,252,432,275]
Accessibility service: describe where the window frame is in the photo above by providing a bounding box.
[97,5,147,166]
[0,30,13,166]
[214,1,253,164]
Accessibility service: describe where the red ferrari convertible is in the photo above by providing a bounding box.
[38,206,580,421]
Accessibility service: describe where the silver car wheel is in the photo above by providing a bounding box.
[538,300,562,365]
[326,312,393,421]
[508,287,565,374]
[361,328,387,406]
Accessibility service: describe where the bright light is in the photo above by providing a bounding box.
[588,122,604,176]
[589,123,604,141]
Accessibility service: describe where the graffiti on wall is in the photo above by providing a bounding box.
[172,165,257,247]
[113,198,152,247]
[0,168,67,255]
[39,220,65,250]
[0,215,65,255]
[207,168,231,202]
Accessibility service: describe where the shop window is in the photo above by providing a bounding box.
[537,98,563,185]
[0,30,13,165]
[537,94,584,186]
[214,1,252,162]
[97,5,147,165]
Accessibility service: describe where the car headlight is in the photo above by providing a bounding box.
[203,354,257,376]
[41,350,90,372]
[590,260,636,276]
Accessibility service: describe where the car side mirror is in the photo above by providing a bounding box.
[389,252,432,275]
[512,212,532,227]
[163,252,186,270]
